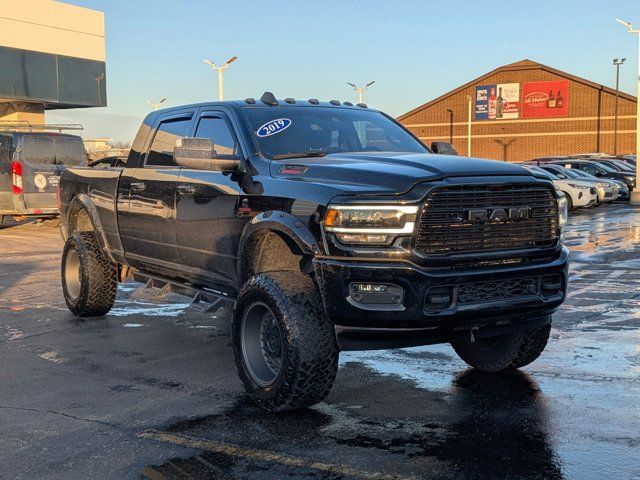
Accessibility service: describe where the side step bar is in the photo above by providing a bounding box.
[132,272,236,314]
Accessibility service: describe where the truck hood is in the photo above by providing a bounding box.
[270,152,533,194]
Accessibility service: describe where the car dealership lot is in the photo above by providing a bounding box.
[1,205,639,480]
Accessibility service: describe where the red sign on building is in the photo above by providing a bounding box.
[521,80,569,118]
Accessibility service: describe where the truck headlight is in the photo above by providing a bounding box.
[324,205,419,245]
[557,195,568,228]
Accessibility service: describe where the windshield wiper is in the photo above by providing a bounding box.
[272,151,329,160]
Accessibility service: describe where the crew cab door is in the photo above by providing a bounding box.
[121,112,194,267]
[175,110,243,286]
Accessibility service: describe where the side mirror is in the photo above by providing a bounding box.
[174,137,241,171]
[431,141,458,156]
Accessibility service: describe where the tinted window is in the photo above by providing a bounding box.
[55,137,87,166]
[194,116,239,157]
[22,135,86,166]
[242,106,427,160]
[580,164,602,176]
[146,116,193,166]
[23,136,56,165]
[0,135,10,167]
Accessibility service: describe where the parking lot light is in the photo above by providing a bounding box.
[146,98,166,111]
[347,81,375,104]
[613,58,626,155]
[203,56,238,101]
[615,19,640,204]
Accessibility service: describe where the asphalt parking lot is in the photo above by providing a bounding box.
[1,204,639,480]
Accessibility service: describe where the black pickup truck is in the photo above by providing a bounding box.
[59,93,569,411]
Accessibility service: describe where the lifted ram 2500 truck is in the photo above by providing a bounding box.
[59,93,569,411]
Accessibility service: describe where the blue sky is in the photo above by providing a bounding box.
[50,0,640,142]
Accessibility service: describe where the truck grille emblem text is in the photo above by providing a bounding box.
[465,207,530,223]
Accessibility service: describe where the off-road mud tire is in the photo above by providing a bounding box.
[62,232,117,316]
[451,321,551,371]
[232,272,339,412]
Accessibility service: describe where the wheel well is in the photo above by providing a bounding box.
[240,230,311,285]
[70,207,94,234]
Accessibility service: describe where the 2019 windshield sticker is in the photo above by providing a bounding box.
[256,118,292,137]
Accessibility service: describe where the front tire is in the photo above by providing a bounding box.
[232,272,339,412]
[451,321,551,372]
[61,232,117,316]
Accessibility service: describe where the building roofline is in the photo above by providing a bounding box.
[397,59,637,121]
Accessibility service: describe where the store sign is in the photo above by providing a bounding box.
[522,80,568,118]
[475,83,520,120]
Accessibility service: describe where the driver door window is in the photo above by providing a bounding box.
[193,116,240,158]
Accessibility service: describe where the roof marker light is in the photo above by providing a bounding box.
[329,100,340,106]
[356,103,368,108]
[284,98,296,104]
[308,98,319,105]
[245,98,256,104]
[260,92,279,106]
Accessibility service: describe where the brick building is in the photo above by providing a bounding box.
[397,59,637,162]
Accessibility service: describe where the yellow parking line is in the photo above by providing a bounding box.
[139,430,412,480]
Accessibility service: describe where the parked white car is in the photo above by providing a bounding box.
[524,166,598,209]
[533,163,617,204]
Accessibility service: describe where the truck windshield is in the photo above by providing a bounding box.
[22,135,87,167]
[242,106,428,160]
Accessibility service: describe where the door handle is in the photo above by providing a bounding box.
[130,182,146,192]
[177,184,198,195]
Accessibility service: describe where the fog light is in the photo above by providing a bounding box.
[541,275,562,298]
[348,282,404,307]
[425,286,454,312]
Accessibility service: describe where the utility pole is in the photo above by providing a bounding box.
[347,81,375,104]
[616,19,640,205]
[613,58,626,155]
[203,56,238,101]
[147,98,166,111]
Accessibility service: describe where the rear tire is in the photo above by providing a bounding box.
[61,232,117,316]
[451,321,551,372]
[232,272,339,412]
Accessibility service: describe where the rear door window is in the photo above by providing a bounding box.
[22,135,86,166]
[23,136,56,165]
[55,137,87,166]
[0,135,11,168]
[146,116,193,167]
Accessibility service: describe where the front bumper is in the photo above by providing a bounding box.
[314,247,569,350]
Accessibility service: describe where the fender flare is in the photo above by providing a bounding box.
[237,211,322,282]
[65,194,117,263]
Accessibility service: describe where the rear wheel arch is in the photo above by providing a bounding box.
[65,195,116,263]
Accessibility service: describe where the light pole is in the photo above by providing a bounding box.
[147,98,166,111]
[613,58,626,155]
[616,18,640,205]
[347,81,375,104]
[203,56,238,101]
[466,94,472,157]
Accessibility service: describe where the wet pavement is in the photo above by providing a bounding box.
[0,204,639,479]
